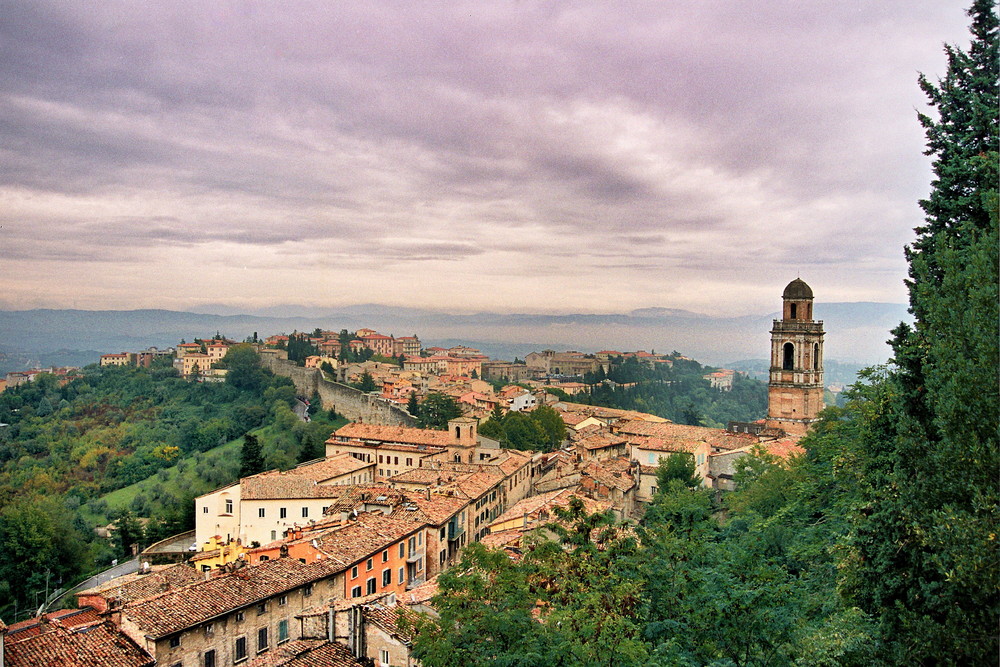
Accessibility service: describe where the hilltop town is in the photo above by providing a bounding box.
[0,280,827,666]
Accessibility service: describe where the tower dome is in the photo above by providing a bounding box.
[782,278,813,300]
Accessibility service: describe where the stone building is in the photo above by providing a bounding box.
[767,279,825,435]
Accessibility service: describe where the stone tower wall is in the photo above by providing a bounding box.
[260,356,415,427]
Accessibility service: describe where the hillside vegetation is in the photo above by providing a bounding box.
[0,348,344,622]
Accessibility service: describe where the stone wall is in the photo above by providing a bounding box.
[261,356,414,427]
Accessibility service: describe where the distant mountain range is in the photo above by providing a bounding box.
[0,302,909,374]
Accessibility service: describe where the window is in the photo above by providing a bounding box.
[203,506,209,513]
[234,636,247,663]
[415,557,422,572]
[351,565,358,579]
[439,527,446,540]
[303,583,313,597]
[278,595,287,606]
[782,342,795,371]
[257,627,269,653]
[204,649,216,667]
[399,543,405,558]
[382,569,391,586]
[225,499,233,514]
[351,585,362,598]
[260,555,269,562]
[440,549,446,566]
[366,577,377,595]
[257,602,266,615]
[205,623,214,637]
[382,549,388,563]
[380,649,391,666]
[271,530,277,541]
[406,457,413,466]
[279,507,287,519]
[236,611,245,622]
[277,620,289,644]
[366,558,373,571]
[651,486,658,495]
[398,567,405,584]
[169,636,181,648]
[301,507,309,518]
[258,508,265,518]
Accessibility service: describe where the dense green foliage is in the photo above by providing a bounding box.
[0,349,312,622]
[478,405,567,452]
[413,392,464,430]
[576,355,768,426]
[842,3,999,662]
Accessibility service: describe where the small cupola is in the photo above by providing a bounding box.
[782,278,814,321]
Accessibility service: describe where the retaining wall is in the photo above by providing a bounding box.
[261,356,414,427]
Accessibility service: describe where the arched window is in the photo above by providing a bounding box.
[813,343,820,370]
[789,303,797,319]
[782,342,795,370]
[807,303,812,320]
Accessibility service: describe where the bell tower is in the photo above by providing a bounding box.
[767,278,825,435]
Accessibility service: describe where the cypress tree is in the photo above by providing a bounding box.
[846,3,999,663]
[240,433,265,478]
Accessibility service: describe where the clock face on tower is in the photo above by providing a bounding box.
[767,279,825,436]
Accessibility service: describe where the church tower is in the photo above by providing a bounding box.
[767,278,825,435]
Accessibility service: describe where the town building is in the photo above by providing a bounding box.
[113,558,343,667]
[195,454,376,549]
[767,279,825,435]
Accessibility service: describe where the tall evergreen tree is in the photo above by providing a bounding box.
[239,433,265,478]
[845,3,999,663]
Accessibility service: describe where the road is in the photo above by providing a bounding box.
[46,557,139,612]
[294,398,310,422]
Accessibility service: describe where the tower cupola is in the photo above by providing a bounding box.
[782,278,814,321]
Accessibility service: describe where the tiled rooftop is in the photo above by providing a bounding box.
[244,639,365,667]
[616,420,754,451]
[6,608,103,638]
[76,564,203,602]
[242,454,373,500]
[363,603,418,643]
[330,423,455,448]
[121,558,341,638]
[4,620,153,667]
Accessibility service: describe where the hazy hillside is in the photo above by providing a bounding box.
[0,301,908,374]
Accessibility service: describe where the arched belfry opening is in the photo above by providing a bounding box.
[769,279,825,435]
[782,343,795,370]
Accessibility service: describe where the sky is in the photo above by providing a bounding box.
[0,1,973,317]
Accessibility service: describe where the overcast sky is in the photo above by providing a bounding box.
[0,1,972,316]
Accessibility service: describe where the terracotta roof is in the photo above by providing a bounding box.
[580,459,635,492]
[329,422,454,449]
[388,468,445,485]
[616,420,754,452]
[6,608,103,638]
[488,488,611,529]
[306,512,423,568]
[364,603,418,643]
[245,639,365,667]
[479,529,524,549]
[405,493,468,525]
[76,564,203,602]
[241,455,373,500]
[436,470,504,500]
[575,432,628,451]
[401,577,439,606]
[120,558,341,638]
[4,620,153,667]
